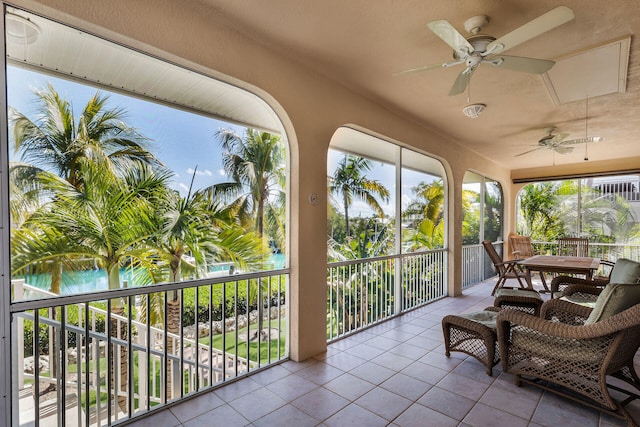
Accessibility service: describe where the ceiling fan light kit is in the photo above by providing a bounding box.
[462,103,486,118]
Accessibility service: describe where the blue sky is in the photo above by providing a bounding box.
[327,148,440,218]
[7,66,246,194]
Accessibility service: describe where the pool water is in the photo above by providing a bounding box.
[16,253,287,295]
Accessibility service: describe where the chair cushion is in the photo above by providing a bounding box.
[560,294,597,309]
[458,310,499,330]
[608,258,640,284]
[495,288,543,301]
[585,283,640,324]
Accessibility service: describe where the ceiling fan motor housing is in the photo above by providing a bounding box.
[453,34,496,60]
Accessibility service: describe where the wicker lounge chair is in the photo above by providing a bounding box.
[497,283,640,426]
[550,258,640,297]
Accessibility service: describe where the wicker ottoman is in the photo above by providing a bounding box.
[442,309,499,376]
[493,288,543,316]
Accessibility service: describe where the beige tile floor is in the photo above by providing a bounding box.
[128,279,640,427]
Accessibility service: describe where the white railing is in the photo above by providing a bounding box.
[462,244,484,289]
[592,176,640,202]
[11,269,289,426]
[460,241,640,290]
[530,241,640,262]
[326,249,447,341]
[461,242,503,289]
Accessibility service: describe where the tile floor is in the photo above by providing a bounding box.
[128,280,640,427]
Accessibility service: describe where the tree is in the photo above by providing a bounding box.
[517,182,563,240]
[402,180,445,250]
[12,161,168,294]
[151,168,266,285]
[328,154,390,237]
[483,180,503,242]
[211,128,286,244]
[9,84,164,295]
[10,83,160,190]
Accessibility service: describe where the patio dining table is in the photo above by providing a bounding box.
[518,255,601,293]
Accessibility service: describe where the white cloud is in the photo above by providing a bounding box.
[218,168,226,176]
[178,183,189,192]
[186,167,213,176]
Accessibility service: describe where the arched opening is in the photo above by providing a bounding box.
[326,126,447,340]
[461,171,504,287]
[3,6,291,424]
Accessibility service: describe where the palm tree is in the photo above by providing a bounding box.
[151,168,266,288]
[9,83,160,190]
[9,84,165,296]
[483,180,503,243]
[12,161,168,294]
[211,128,286,242]
[328,154,390,237]
[402,180,445,250]
[518,182,564,240]
[11,160,166,399]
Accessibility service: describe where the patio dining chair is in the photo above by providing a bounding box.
[557,236,589,257]
[509,235,547,288]
[482,240,527,295]
[509,235,535,259]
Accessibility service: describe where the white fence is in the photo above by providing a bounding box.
[11,270,288,426]
[326,249,447,341]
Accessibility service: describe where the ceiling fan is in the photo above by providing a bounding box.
[515,127,603,157]
[396,6,575,96]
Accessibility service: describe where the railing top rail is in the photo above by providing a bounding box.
[10,267,290,313]
[531,241,640,248]
[328,248,447,268]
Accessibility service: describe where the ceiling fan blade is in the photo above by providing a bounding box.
[448,69,471,96]
[550,132,570,143]
[393,60,463,76]
[427,20,474,53]
[489,55,555,74]
[486,6,574,54]
[515,147,544,157]
[560,136,604,145]
[554,146,574,155]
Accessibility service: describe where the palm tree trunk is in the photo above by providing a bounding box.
[169,254,181,301]
[48,261,62,378]
[106,262,128,412]
[166,299,181,399]
[343,192,350,237]
[256,194,265,236]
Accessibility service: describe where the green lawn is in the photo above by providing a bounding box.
[201,318,287,364]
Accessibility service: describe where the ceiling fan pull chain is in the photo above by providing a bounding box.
[584,93,589,160]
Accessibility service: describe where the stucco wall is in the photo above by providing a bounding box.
[13,0,512,360]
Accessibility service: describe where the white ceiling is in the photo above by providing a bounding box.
[197,0,640,171]
[5,7,283,134]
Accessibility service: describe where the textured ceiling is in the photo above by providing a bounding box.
[200,0,640,171]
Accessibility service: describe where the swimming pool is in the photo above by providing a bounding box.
[17,253,287,295]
